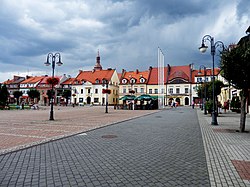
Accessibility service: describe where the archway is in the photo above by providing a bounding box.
[87,96,91,104]
[185,97,189,105]
[175,98,180,105]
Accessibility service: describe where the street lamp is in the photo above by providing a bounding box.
[102,79,109,113]
[199,35,225,125]
[199,65,207,115]
[44,52,63,120]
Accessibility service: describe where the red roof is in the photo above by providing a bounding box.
[20,76,44,84]
[147,67,168,85]
[74,69,115,84]
[167,65,191,82]
[61,78,75,85]
[120,69,150,84]
[192,68,220,83]
[39,76,61,84]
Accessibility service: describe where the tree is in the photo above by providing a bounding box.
[13,91,23,105]
[62,90,71,105]
[197,80,224,100]
[197,80,224,114]
[220,31,250,132]
[0,84,10,108]
[27,89,40,103]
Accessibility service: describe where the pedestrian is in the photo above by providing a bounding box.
[192,101,195,109]
[21,101,25,110]
[223,100,229,113]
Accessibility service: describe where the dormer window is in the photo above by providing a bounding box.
[140,77,146,83]
[122,79,127,84]
[130,78,136,84]
[95,79,99,84]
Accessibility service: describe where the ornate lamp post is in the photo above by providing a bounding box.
[199,65,207,115]
[199,35,224,125]
[44,53,63,120]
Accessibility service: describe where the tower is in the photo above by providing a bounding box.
[93,50,102,71]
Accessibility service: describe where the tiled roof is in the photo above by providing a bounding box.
[20,76,44,84]
[147,67,168,85]
[3,79,13,85]
[61,78,75,85]
[39,76,61,84]
[167,65,191,82]
[74,69,115,84]
[192,68,220,83]
[3,76,25,85]
[120,69,150,84]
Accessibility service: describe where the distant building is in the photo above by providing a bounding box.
[71,52,119,105]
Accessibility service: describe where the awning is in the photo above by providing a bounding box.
[119,95,136,101]
[135,94,154,101]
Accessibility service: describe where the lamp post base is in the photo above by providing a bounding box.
[49,110,54,120]
[211,111,218,125]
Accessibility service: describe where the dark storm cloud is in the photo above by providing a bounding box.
[0,0,249,82]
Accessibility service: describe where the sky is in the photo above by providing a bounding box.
[0,0,249,82]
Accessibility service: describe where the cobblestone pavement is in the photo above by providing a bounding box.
[197,109,250,187]
[0,106,157,155]
[0,107,210,186]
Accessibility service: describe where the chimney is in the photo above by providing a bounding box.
[136,69,139,74]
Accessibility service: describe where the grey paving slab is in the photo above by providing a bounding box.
[197,110,250,187]
[0,107,209,186]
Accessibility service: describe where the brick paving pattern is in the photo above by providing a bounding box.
[0,107,210,186]
[232,160,250,180]
[0,106,157,154]
[197,110,250,187]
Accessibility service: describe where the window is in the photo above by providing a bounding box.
[88,89,91,94]
[95,79,99,84]
[149,89,152,94]
[154,89,158,94]
[197,78,202,82]
[123,87,126,93]
[161,88,164,94]
[169,88,173,94]
[176,88,180,94]
[122,79,127,84]
[185,88,189,93]
[140,78,145,83]
[130,78,136,84]
[134,88,138,93]
[95,89,98,94]
[94,98,99,103]
[140,88,144,93]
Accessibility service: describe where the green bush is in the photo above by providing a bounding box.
[230,96,241,110]
[205,100,213,113]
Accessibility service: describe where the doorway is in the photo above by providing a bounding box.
[87,96,91,104]
[185,97,189,105]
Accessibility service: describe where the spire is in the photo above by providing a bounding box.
[94,49,102,71]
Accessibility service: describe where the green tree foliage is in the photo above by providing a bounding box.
[46,89,55,100]
[220,33,250,132]
[62,90,71,105]
[0,84,10,107]
[27,89,40,103]
[13,91,23,105]
[197,80,224,100]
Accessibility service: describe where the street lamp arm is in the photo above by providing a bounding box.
[214,41,225,51]
[201,35,213,44]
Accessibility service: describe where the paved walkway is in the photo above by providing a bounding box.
[0,106,157,155]
[197,109,250,187]
[0,106,249,186]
